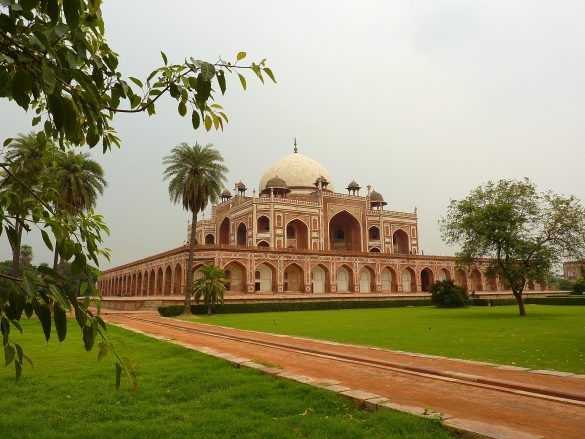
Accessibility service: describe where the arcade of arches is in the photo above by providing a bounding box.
[99,253,531,297]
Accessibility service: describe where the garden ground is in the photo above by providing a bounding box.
[0,319,455,439]
[181,305,585,373]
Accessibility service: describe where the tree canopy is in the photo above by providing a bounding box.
[1,0,273,388]
[441,178,585,316]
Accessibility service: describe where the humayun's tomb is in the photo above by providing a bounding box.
[98,143,547,302]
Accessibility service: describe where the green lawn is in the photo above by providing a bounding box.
[0,320,455,439]
[182,305,585,374]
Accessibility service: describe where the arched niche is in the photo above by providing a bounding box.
[329,211,361,251]
[286,219,309,249]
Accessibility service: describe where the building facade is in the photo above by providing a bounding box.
[563,261,585,281]
[98,146,516,297]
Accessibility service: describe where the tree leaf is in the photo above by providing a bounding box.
[54,305,67,342]
[200,62,216,81]
[160,51,168,65]
[3,137,13,147]
[33,302,51,342]
[128,76,143,88]
[22,275,37,299]
[63,0,80,29]
[204,115,212,131]
[178,100,187,117]
[15,360,22,381]
[237,51,246,61]
[97,341,108,361]
[41,59,56,94]
[263,67,276,83]
[41,230,54,251]
[115,362,122,390]
[191,110,200,130]
[217,70,226,95]
[71,253,86,276]
[4,345,15,366]
[238,73,246,91]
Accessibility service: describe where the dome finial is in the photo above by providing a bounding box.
[293,137,298,153]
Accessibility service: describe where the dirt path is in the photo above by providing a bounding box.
[104,312,585,439]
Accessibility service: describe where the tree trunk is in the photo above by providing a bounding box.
[183,211,198,315]
[513,290,527,316]
[52,244,59,271]
[10,214,22,277]
[208,303,211,315]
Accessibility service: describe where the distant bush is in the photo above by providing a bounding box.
[468,298,517,306]
[158,299,433,317]
[572,277,585,296]
[430,280,469,308]
[524,296,585,305]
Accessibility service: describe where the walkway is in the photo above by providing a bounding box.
[104,312,585,439]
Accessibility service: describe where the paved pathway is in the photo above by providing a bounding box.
[104,312,585,439]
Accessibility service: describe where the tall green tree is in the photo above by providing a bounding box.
[1,133,54,276]
[19,244,33,267]
[0,0,272,387]
[441,178,585,316]
[52,150,107,271]
[163,143,227,314]
[193,265,228,315]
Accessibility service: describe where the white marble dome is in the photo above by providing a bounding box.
[259,152,335,194]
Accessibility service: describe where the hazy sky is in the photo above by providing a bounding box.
[2,0,584,269]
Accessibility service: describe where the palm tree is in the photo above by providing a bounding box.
[193,265,227,315]
[52,150,107,270]
[2,133,55,276]
[163,143,227,314]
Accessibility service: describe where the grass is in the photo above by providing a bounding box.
[181,305,585,374]
[0,319,455,439]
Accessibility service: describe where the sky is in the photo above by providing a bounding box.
[1,0,584,269]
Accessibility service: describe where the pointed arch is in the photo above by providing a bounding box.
[336,264,354,292]
[223,260,246,292]
[255,262,276,292]
[156,267,164,295]
[311,263,330,293]
[329,210,362,251]
[219,217,230,244]
[284,262,305,292]
[257,215,270,232]
[368,225,380,241]
[359,265,375,293]
[369,247,381,252]
[455,268,468,289]
[137,272,143,296]
[236,222,247,246]
[470,269,483,292]
[205,234,215,244]
[438,268,451,281]
[257,240,270,247]
[149,269,155,295]
[381,266,398,292]
[401,267,416,292]
[173,263,182,295]
[421,267,434,292]
[393,229,409,254]
[164,265,172,295]
[285,219,309,249]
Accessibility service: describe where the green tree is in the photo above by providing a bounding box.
[1,133,54,276]
[430,280,468,308]
[52,150,107,271]
[163,143,227,314]
[441,178,585,316]
[19,244,33,267]
[1,1,273,386]
[193,265,227,315]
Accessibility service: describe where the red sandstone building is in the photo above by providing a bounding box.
[98,146,516,297]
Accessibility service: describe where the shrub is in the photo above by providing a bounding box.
[524,296,585,305]
[572,277,585,296]
[158,299,433,316]
[430,280,469,308]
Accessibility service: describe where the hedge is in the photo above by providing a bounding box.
[158,299,433,317]
[158,295,585,317]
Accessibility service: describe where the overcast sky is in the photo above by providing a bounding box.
[2,0,584,269]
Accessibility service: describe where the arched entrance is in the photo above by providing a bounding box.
[401,267,416,292]
[255,263,275,292]
[421,268,434,292]
[487,274,498,291]
[470,269,483,292]
[137,273,142,296]
[393,229,409,254]
[219,217,230,244]
[149,270,155,295]
[286,219,309,249]
[455,269,468,289]
[369,247,381,252]
[329,211,361,251]
[359,266,375,293]
[173,264,182,295]
[257,215,270,232]
[336,265,353,292]
[164,266,172,295]
[223,261,246,292]
[284,263,304,292]
[257,240,270,247]
[381,267,397,292]
[156,267,163,295]
[368,226,380,241]
[236,222,247,246]
[438,268,450,281]
[205,234,215,244]
[311,265,329,293]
